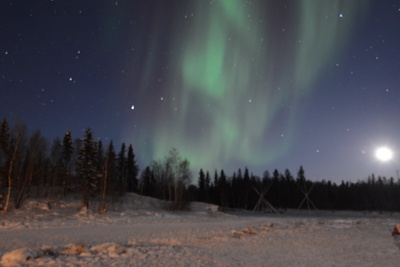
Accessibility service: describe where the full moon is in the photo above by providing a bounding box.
[375,147,393,162]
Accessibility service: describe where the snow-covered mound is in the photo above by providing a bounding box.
[1,194,400,266]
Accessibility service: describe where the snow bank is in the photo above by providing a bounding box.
[1,248,36,267]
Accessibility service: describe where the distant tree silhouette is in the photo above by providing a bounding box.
[204,171,211,203]
[218,169,229,208]
[197,169,206,202]
[126,144,139,193]
[76,128,98,210]
[49,137,62,197]
[61,131,74,195]
[139,166,156,198]
[211,170,219,205]
[117,143,127,195]
[230,170,239,208]
[243,168,251,209]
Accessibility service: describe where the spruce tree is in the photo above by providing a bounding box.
[219,170,228,208]
[117,143,126,194]
[139,166,155,197]
[243,167,250,209]
[204,171,210,203]
[49,138,62,193]
[212,170,219,205]
[297,166,306,184]
[77,128,98,210]
[197,169,206,202]
[126,144,139,193]
[61,131,73,195]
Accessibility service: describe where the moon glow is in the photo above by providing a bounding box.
[375,147,393,162]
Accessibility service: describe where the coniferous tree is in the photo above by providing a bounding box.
[126,144,139,193]
[218,169,228,208]
[139,166,156,197]
[296,166,307,207]
[197,169,206,202]
[231,168,243,209]
[230,171,238,208]
[204,171,210,203]
[270,169,281,208]
[61,131,73,195]
[49,138,63,200]
[212,170,219,205]
[249,174,261,209]
[243,167,251,209]
[117,143,126,195]
[96,141,104,173]
[282,169,294,210]
[297,166,306,184]
[77,128,98,210]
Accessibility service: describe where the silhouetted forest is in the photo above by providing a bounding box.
[1,117,399,213]
[191,167,400,212]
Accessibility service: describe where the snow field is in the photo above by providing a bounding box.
[1,194,400,266]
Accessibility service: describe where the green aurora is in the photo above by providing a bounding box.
[129,0,370,172]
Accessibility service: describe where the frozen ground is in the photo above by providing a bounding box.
[1,193,400,266]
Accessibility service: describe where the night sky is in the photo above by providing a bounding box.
[1,0,399,183]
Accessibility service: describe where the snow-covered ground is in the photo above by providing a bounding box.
[1,193,400,266]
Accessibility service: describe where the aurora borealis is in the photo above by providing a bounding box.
[1,0,400,182]
[129,0,369,173]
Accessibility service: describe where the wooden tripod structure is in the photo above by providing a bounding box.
[252,183,279,214]
[297,182,318,212]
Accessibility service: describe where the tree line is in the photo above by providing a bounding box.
[0,118,139,212]
[1,117,399,213]
[191,167,400,212]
